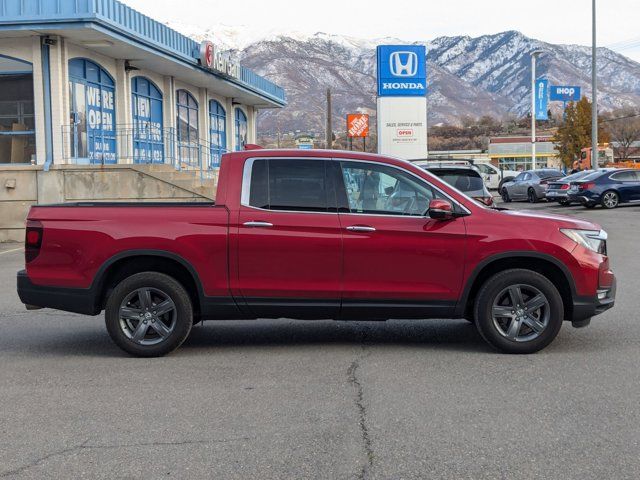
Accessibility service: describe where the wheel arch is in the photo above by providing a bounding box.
[92,250,204,316]
[456,252,576,321]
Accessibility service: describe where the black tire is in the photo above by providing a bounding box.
[473,269,564,354]
[584,203,597,209]
[559,200,570,206]
[105,272,193,357]
[501,189,512,203]
[601,190,619,209]
[527,188,538,203]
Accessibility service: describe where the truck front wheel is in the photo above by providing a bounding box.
[473,269,563,354]
[105,272,193,357]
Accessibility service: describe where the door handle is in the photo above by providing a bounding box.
[243,221,273,228]
[346,225,376,232]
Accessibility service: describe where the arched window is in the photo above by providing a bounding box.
[0,54,35,164]
[235,108,247,152]
[131,77,163,164]
[68,58,116,164]
[176,89,199,165]
[209,100,226,167]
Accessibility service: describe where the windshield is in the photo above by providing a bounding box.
[561,171,591,181]
[537,170,563,179]
[580,171,605,181]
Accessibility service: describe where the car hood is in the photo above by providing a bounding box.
[497,208,601,230]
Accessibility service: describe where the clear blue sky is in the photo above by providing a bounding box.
[124,0,640,62]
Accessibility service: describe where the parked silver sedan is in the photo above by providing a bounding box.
[501,169,564,203]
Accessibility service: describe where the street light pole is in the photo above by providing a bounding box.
[591,0,598,169]
[530,50,543,170]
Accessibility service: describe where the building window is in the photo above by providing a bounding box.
[176,89,199,165]
[131,77,163,164]
[68,58,116,164]
[235,108,247,151]
[0,55,35,164]
[209,100,226,167]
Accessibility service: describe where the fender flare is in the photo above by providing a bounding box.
[454,251,578,317]
[90,249,206,307]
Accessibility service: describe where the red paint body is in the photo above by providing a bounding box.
[23,150,614,319]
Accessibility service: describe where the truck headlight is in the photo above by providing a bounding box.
[560,229,607,255]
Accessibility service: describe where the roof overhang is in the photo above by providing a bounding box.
[0,16,285,108]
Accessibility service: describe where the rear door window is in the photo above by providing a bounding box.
[430,169,484,193]
[611,171,638,182]
[246,159,331,212]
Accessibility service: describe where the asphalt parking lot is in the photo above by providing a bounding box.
[1,200,639,480]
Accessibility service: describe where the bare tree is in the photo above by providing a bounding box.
[606,108,640,160]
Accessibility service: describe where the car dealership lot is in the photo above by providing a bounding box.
[1,202,639,479]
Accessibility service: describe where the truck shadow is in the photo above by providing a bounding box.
[181,319,490,353]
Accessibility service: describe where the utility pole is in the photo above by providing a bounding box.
[325,88,332,149]
[530,50,543,170]
[591,0,598,169]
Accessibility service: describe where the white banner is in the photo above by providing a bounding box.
[377,97,428,159]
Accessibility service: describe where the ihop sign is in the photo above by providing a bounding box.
[550,85,581,102]
[377,45,427,97]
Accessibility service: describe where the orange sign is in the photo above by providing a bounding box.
[347,114,369,138]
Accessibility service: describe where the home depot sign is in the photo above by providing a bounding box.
[347,114,369,138]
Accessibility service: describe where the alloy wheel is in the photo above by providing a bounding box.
[118,287,177,345]
[602,191,618,209]
[491,284,550,342]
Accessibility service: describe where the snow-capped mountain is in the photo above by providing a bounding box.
[170,23,640,135]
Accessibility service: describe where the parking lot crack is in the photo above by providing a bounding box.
[348,327,374,480]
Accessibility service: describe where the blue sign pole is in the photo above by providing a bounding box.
[535,78,549,121]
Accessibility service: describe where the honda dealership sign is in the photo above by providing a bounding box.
[376,45,428,158]
[377,45,427,96]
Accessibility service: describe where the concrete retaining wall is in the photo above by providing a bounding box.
[0,165,216,242]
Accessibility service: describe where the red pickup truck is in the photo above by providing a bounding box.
[17,150,616,356]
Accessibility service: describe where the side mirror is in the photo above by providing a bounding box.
[428,199,454,220]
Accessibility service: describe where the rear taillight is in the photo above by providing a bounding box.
[560,184,570,190]
[25,220,43,263]
[579,182,595,191]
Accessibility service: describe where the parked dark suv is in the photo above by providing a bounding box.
[573,169,640,209]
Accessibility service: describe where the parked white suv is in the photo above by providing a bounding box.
[473,162,519,192]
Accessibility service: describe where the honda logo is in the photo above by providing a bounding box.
[389,51,418,77]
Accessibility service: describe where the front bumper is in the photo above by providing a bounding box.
[570,278,616,322]
[17,270,100,315]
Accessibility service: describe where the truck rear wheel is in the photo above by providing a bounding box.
[473,269,563,354]
[105,272,193,357]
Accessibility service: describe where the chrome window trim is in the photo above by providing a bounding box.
[240,156,472,217]
[609,171,637,182]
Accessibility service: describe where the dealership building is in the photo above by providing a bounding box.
[0,0,286,169]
